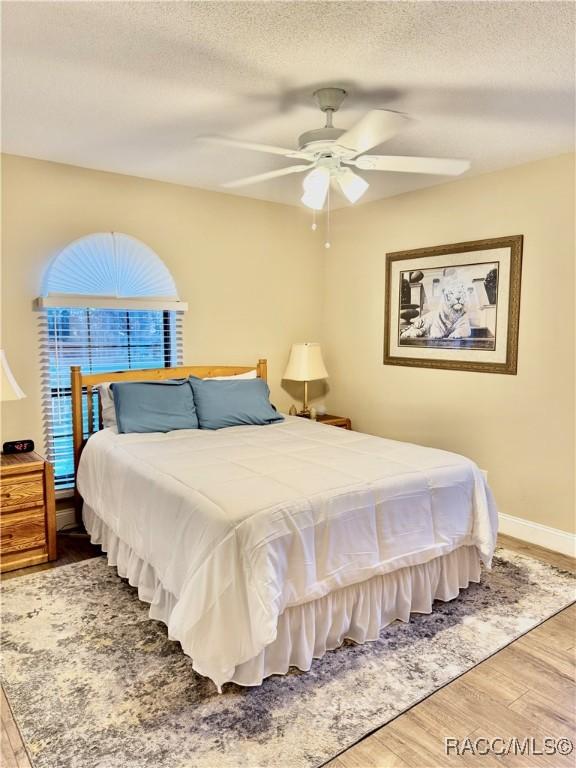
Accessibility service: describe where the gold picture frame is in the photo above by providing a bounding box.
[384,235,523,374]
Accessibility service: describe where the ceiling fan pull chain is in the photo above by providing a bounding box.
[324,185,331,249]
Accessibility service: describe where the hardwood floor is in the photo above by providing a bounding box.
[1,532,574,767]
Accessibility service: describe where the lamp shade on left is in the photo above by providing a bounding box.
[1,350,26,401]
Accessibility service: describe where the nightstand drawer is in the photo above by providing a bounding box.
[0,474,44,510]
[0,508,47,554]
[1,453,56,572]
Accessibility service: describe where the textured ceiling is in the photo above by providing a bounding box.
[2,1,574,208]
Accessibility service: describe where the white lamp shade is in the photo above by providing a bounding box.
[283,342,328,382]
[1,350,26,401]
[301,167,330,211]
[336,168,369,204]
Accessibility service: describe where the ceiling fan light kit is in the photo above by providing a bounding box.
[203,87,471,237]
[335,167,370,204]
[301,166,331,210]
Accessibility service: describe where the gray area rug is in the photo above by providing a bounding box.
[1,548,574,768]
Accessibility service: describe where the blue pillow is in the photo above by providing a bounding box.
[189,377,284,430]
[111,379,199,434]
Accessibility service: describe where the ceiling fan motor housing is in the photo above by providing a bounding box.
[298,127,346,151]
[299,88,351,154]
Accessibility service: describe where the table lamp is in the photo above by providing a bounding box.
[1,350,32,454]
[283,342,328,416]
[1,350,25,402]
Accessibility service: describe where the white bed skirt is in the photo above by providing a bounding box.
[84,504,483,688]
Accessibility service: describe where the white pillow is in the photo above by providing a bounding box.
[97,383,117,428]
[205,370,257,381]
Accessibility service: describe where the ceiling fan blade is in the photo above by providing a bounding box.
[222,164,313,189]
[198,136,307,159]
[350,155,471,176]
[338,110,409,156]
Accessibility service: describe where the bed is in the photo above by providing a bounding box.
[72,360,498,691]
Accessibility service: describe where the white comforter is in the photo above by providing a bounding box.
[78,416,498,688]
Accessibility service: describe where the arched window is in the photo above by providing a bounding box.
[35,233,187,492]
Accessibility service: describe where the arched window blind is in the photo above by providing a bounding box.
[36,233,187,493]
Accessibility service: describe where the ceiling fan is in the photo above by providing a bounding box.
[200,87,471,209]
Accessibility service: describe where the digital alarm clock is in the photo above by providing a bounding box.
[3,439,35,454]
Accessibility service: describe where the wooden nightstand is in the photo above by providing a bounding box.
[0,452,57,573]
[297,413,352,430]
[316,414,352,430]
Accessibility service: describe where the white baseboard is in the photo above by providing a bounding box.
[56,507,76,531]
[481,468,575,557]
[499,512,576,557]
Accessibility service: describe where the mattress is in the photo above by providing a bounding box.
[77,416,498,689]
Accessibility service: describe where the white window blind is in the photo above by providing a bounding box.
[39,307,183,493]
[36,232,187,494]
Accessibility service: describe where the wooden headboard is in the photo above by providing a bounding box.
[70,359,267,521]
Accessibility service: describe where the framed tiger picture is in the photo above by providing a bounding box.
[384,235,523,374]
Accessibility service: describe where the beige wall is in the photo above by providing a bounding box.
[0,154,322,454]
[323,153,575,534]
[2,153,574,535]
